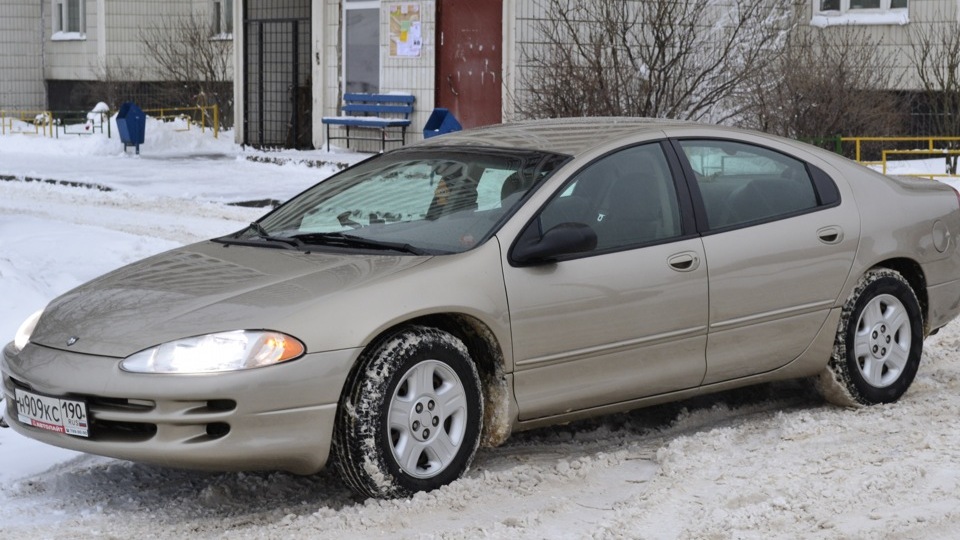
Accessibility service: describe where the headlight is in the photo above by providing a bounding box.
[120,330,305,374]
[13,309,44,354]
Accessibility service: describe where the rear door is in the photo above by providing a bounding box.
[671,136,860,384]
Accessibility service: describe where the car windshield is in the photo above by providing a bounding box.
[228,147,569,254]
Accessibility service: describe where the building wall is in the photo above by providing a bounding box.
[0,0,46,110]
[43,0,100,81]
[105,0,202,81]
[381,0,436,143]
[280,0,960,149]
[508,0,542,123]
[804,0,956,91]
[42,1,232,82]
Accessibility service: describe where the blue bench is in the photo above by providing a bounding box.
[321,93,415,152]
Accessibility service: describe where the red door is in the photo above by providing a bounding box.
[436,0,503,129]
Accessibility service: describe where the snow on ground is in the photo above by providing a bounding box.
[3,127,960,538]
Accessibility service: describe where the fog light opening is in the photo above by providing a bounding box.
[206,422,230,438]
[207,399,237,412]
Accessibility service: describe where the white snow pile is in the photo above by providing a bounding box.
[3,128,960,538]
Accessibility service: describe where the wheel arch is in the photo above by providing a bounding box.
[872,257,929,334]
[342,312,514,449]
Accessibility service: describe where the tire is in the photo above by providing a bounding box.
[817,268,924,407]
[333,326,483,498]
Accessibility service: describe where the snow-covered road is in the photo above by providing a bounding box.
[6,306,960,539]
[3,125,960,539]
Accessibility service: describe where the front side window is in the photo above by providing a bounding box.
[52,0,85,37]
[344,0,380,93]
[533,143,683,252]
[678,140,819,230]
[232,148,568,254]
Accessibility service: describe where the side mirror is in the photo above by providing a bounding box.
[512,222,598,265]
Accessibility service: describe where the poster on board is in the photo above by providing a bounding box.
[390,3,422,57]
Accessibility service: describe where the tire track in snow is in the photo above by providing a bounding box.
[0,181,262,244]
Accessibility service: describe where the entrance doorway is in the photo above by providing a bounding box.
[435,0,503,129]
[243,0,311,148]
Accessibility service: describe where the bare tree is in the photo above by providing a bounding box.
[517,0,796,123]
[744,26,905,142]
[139,12,233,116]
[910,17,960,172]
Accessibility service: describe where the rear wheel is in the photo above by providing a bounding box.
[817,268,923,406]
[333,326,483,498]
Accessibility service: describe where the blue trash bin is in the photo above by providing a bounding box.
[423,108,462,139]
[116,102,146,154]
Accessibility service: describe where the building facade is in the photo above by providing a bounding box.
[0,1,46,110]
[0,0,234,112]
[234,0,960,150]
[3,1,958,146]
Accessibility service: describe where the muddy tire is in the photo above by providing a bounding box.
[333,326,483,498]
[817,268,923,407]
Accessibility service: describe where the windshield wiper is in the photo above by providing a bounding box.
[290,232,429,255]
[242,222,305,250]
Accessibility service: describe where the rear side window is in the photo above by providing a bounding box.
[678,140,820,230]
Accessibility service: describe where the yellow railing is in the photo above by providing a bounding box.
[2,104,221,141]
[141,104,219,138]
[879,148,960,179]
[842,136,960,163]
[838,136,960,178]
[0,110,54,137]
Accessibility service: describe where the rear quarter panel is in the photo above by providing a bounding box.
[831,159,960,330]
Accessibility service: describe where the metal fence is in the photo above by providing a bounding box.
[1,105,219,140]
[243,0,312,149]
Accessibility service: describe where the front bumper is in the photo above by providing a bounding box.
[1,341,359,475]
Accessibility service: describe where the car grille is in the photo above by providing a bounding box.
[8,377,235,442]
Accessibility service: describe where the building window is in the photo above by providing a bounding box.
[343,0,380,94]
[812,0,908,27]
[212,0,233,37]
[818,0,906,12]
[52,0,85,39]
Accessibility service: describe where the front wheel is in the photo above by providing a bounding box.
[817,268,924,406]
[333,326,483,498]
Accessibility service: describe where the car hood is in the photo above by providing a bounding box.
[30,241,432,358]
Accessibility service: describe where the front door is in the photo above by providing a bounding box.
[436,0,502,129]
[503,143,708,420]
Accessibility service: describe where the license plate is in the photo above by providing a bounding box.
[14,388,89,437]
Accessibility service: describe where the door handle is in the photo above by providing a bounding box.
[668,252,701,272]
[817,226,843,245]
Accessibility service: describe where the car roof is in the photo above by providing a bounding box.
[414,117,697,157]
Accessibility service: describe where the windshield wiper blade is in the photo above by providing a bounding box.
[291,232,429,255]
